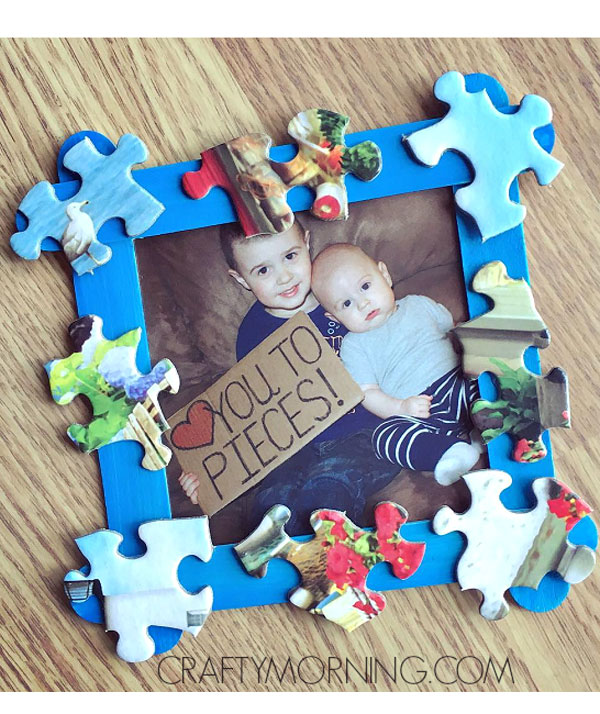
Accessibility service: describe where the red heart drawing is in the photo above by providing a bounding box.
[171,401,214,450]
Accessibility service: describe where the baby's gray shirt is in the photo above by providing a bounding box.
[339,295,459,399]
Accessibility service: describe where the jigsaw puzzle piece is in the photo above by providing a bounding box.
[457,260,550,375]
[10,182,62,259]
[514,478,597,589]
[273,108,382,221]
[11,133,164,274]
[105,588,213,663]
[471,366,569,462]
[513,94,564,185]
[65,517,213,662]
[234,504,293,578]
[235,501,424,632]
[405,71,563,240]
[65,518,213,596]
[182,133,294,237]
[46,314,180,470]
[453,261,570,462]
[61,134,164,238]
[182,110,382,237]
[455,173,526,243]
[433,470,595,620]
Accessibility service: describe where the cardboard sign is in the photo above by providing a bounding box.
[168,312,363,515]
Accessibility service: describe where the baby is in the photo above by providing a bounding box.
[311,243,481,485]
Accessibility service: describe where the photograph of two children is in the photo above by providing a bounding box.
[136,188,488,545]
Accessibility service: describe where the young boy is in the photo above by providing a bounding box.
[311,243,481,486]
[180,221,400,535]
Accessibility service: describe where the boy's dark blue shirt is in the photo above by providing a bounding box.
[236,301,381,442]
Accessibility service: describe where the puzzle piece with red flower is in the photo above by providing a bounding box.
[433,470,596,620]
[234,501,425,632]
[453,260,570,462]
[182,109,382,237]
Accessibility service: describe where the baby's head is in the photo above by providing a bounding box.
[312,243,396,333]
[221,219,312,315]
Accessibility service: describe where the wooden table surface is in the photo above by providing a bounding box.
[1,38,599,692]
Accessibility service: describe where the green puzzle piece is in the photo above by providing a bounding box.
[453,261,570,462]
[46,315,179,470]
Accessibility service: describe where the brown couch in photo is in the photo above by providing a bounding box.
[136,188,483,543]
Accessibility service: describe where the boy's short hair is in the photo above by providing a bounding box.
[219,222,247,270]
[220,218,305,271]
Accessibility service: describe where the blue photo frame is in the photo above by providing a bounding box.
[18,72,597,657]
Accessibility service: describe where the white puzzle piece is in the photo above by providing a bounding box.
[433,470,595,619]
[65,517,213,662]
[405,71,563,240]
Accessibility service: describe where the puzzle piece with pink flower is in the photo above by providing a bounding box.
[234,502,425,632]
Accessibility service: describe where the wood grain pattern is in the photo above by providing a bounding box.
[1,38,599,692]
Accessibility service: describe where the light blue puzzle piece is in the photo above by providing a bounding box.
[405,71,564,241]
[64,518,213,662]
[10,134,164,266]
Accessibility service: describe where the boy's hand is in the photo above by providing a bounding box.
[400,394,432,418]
[361,386,433,420]
[179,471,201,504]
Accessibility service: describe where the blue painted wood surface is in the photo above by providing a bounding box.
[17,72,596,656]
